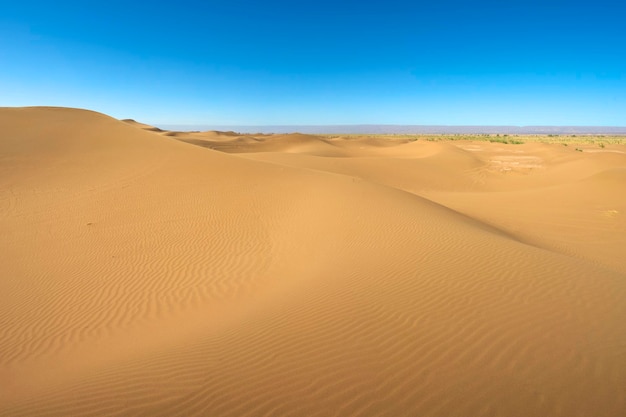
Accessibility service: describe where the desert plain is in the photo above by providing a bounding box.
[1,107,626,416]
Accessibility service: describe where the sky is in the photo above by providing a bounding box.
[1,0,625,126]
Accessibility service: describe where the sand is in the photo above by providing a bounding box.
[1,107,625,416]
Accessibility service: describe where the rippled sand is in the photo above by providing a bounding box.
[1,107,625,416]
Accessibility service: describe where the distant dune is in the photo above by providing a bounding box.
[1,107,625,416]
[157,123,626,135]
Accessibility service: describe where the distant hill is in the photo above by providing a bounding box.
[156,124,626,135]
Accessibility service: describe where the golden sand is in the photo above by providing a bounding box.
[1,107,625,416]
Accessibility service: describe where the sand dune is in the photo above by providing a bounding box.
[1,107,625,416]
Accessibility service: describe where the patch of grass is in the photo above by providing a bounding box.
[489,138,509,144]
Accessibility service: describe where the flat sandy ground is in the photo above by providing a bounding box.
[1,107,625,416]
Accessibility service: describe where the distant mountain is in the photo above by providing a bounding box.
[156,124,626,135]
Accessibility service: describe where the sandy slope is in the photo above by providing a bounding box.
[1,108,625,416]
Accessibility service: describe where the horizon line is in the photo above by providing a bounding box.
[154,123,626,135]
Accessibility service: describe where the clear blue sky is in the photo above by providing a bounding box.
[1,0,625,125]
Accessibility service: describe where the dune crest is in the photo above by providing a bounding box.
[1,107,625,416]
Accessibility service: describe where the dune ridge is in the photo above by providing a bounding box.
[1,107,625,416]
